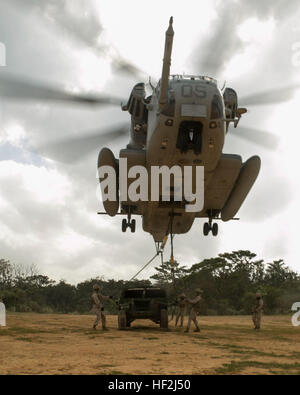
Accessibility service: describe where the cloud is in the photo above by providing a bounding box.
[10,0,104,51]
[0,0,300,284]
[190,0,300,79]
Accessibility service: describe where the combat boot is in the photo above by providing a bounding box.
[194,328,200,332]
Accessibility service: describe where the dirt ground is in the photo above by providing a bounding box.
[0,313,300,375]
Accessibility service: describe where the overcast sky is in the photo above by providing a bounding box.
[0,0,300,284]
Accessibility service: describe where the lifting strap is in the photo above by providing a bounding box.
[128,251,160,282]
[128,211,177,284]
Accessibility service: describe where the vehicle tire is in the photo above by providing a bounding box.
[203,222,210,236]
[122,219,127,233]
[131,219,136,233]
[212,222,218,236]
[118,310,126,330]
[160,309,168,329]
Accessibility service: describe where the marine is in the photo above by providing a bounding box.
[252,291,263,330]
[91,284,111,330]
[184,288,203,333]
[175,293,186,327]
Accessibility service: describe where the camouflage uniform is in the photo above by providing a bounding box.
[91,284,110,330]
[252,292,263,330]
[175,293,186,327]
[185,288,203,333]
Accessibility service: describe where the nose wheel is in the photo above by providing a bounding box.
[203,220,218,236]
[122,218,136,233]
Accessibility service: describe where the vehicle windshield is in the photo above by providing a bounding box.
[123,289,144,298]
[145,289,166,298]
[122,289,166,298]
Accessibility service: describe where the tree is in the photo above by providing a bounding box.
[45,280,77,313]
[265,259,299,287]
[0,259,13,289]
[1,252,299,315]
[151,260,188,285]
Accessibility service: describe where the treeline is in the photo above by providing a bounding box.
[0,259,151,314]
[1,250,299,315]
[152,251,300,315]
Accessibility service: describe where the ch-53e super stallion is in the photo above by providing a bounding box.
[98,17,259,243]
[0,16,292,245]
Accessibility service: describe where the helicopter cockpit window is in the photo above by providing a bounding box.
[210,94,223,119]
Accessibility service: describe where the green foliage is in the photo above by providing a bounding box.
[0,251,299,315]
[151,250,300,315]
[150,260,188,284]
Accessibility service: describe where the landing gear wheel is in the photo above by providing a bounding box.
[203,222,210,236]
[122,219,127,233]
[212,223,218,236]
[130,219,136,233]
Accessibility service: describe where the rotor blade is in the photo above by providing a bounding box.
[9,0,146,80]
[37,123,129,163]
[191,6,241,78]
[111,55,146,79]
[239,84,300,106]
[229,126,279,150]
[0,73,125,106]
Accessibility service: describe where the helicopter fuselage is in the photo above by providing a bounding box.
[98,18,260,242]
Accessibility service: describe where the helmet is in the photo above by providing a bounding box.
[93,284,100,291]
[180,293,186,298]
[195,288,203,294]
[256,292,262,298]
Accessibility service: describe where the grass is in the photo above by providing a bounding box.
[207,341,300,360]
[7,326,49,334]
[215,360,300,374]
[0,326,50,336]
[98,370,131,375]
[16,337,34,342]
[2,314,299,375]
[96,364,116,368]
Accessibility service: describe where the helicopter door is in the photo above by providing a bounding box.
[176,121,202,155]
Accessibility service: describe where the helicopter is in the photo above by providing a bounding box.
[98,17,260,243]
[0,15,297,244]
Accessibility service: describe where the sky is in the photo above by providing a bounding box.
[0,0,300,284]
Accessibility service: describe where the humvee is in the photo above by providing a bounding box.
[117,287,168,330]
